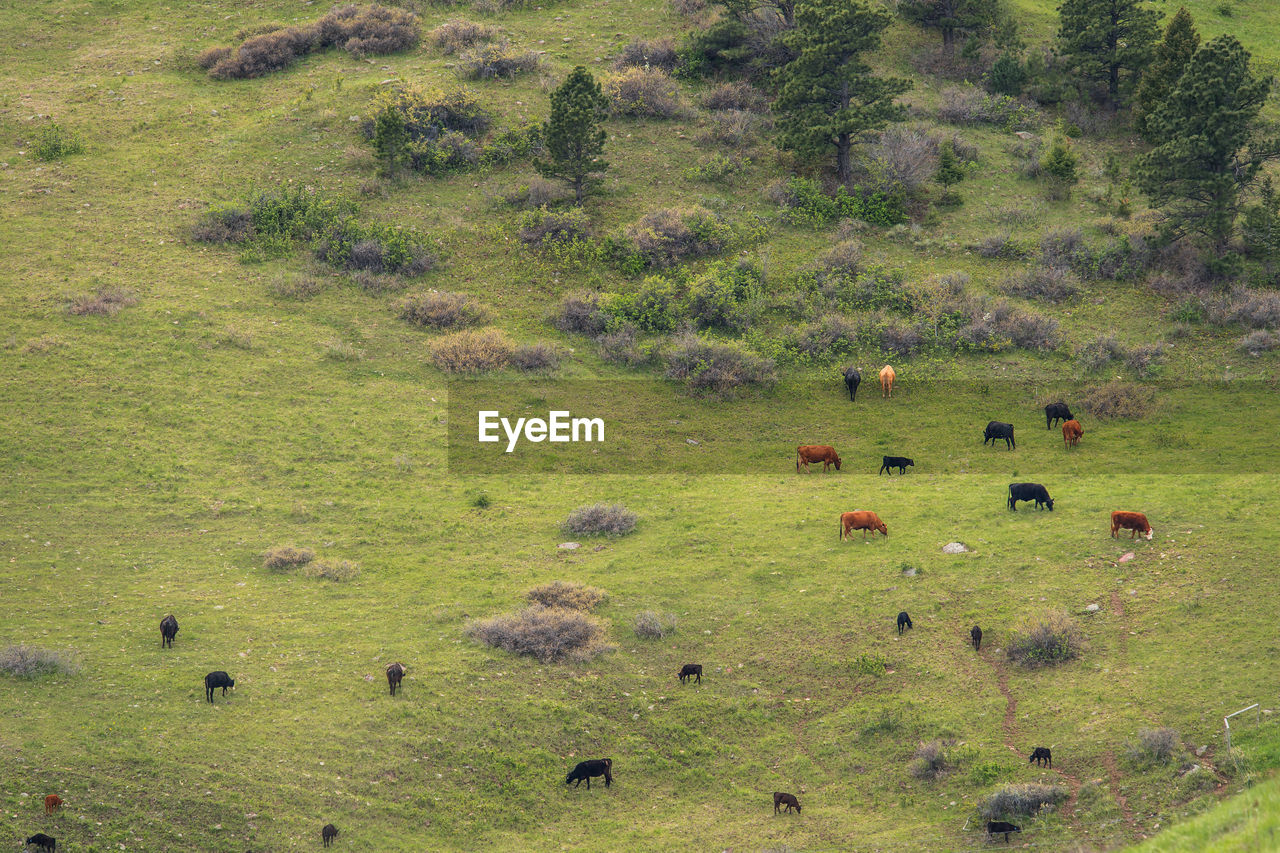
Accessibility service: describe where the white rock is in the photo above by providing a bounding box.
[1084,603,1100,612]
[942,542,969,554]
[557,542,580,550]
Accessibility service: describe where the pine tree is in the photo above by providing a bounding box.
[1135,35,1279,252]
[898,0,1002,56]
[773,0,911,185]
[535,67,609,205]
[936,141,965,190]
[1241,177,1280,283]
[1132,6,1199,142]
[1041,136,1080,199]
[1056,0,1161,108]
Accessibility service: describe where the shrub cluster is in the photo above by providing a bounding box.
[683,152,749,183]
[0,644,80,679]
[526,581,607,611]
[938,86,1039,130]
[34,123,84,161]
[1038,228,1149,281]
[68,287,138,317]
[510,342,562,372]
[700,80,768,113]
[314,218,438,275]
[268,273,325,300]
[562,503,638,537]
[1075,334,1125,372]
[1239,329,1279,355]
[909,740,951,780]
[1000,267,1079,303]
[302,559,361,581]
[429,328,515,373]
[633,610,678,639]
[664,332,776,396]
[1079,381,1156,420]
[615,206,735,269]
[696,109,771,151]
[974,233,1031,260]
[1207,288,1280,330]
[613,38,678,72]
[468,604,614,663]
[766,176,906,227]
[430,19,496,54]
[263,545,316,570]
[396,291,493,330]
[1006,612,1082,667]
[597,324,648,366]
[981,784,1067,819]
[553,292,609,337]
[458,42,541,80]
[518,206,591,248]
[1128,727,1180,765]
[606,68,683,118]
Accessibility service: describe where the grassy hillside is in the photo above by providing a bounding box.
[2,0,1279,850]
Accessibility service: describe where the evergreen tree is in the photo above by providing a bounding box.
[1132,6,1199,142]
[535,67,609,205]
[1242,177,1280,283]
[1135,35,1279,251]
[1056,0,1161,108]
[936,141,965,190]
[372,105,408,175]
[773,0,911,185]
[1041,136,1080,199]
[899,0,1002,55]
[988,51,1028,95]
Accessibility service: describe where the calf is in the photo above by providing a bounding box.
[565,758,613,789]
[773,791,801,814]
[840,511,887,541]
[843,366,861,402]
[43,795,62,815]
[1008,482,1054,511]
[983,421,1015,450]
[897,611,913,635]
[385,662,405,696]
[25,835,55,853]
[1062,419,1082,448]
[1111,511,1153,540]
[796,445,841,473]
[1044,402,1073,430]
[971,625,982,652]
[879,456,914,475]
[160,614,178,649]
[987,821,1021,843]
[204,670,235,703]
[879,364,896,398]
[677,664,702,685]
[322,823,339,847]
[1029,747,1052,767]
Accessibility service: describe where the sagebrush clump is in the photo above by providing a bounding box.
[430,19,495,54]
[526,581,607,612]
[606,68,682,118]
[1128,727,1181,765]
[429,328,514,373]
[263,545,315,570]
[1080,381,1156,420]
[619,206,734,269]
[467,604,614,663]
[633,610,678,639]
[562,503,638,537]
[909,740,951,780]
[664,333,776,396]
[981,783,1067,819]
[396,291,493,330]
[458,42,541,80]
[302,559,361,582]
[1006,611,1083,667]
[0,644,80,679]
[510,342,561,372]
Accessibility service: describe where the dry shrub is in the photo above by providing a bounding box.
[623,206,730,268]
[348,270,407,294]
[1129,727,1180,765]
[878,320,924,357]
[207,25,319,79]
[633,610,678,639]
[302,558,360,581]
[1211,288,1280,329]
[467,604,614,663]
[789,314,860,357]
[697,109,770,150]
[974,233,1030,260]
[1000,267,1079,303]
[1038,227,1086,268]
[316,4,419,56]
[518,206,590,247]
[429,328,514,373]
[613,38,678,72]
[68,287,138,317]
[192,206,253,243]
[554,292,608,336]
[562,503,638,537]
[597,324,648,366]
[197,46,232,69]
[1006,612,1082,667]
[397,291,493,329]
[981,784,1067,819]
[500,176,569,209]
[606,67,682,118]
[511,342,561,371]
[458,42,540,80]
[671,0,708,16]
[910,740,951,780]
[1239,329,1279,355]
[0,644,80,679]
[701,80,768,113]
[263,545,315,570]
[1124,342,1166,377]
[526,581,607,611]
[430,19,496,55]
[959,300,1060,352]
[820,240,863,275]
[268,274,324,300]
[862,125,938,197]
[1076,334,1125,372]
[1080,381,1155,420]
[664,332,776,395]
[323,340,365,361]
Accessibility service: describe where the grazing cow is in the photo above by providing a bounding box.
[879,456,914,475]
[897,611,913,635]
[566,758,613,789]
[983,421,1015,450]
[1045,402,1073,430]
[1029,747,1052,767]
[773,792,801,814]
[971,625,982,652]
[322,823,339,847]
[1008,483,1054,512]
[385,662,405,696]
[843,366,861,402]
[1062,419,1083,448]
[204,671,235,703]
[43,795,62,815]
[1111,511,1153,540]
[987,821,1021,843]
[840,511,887,541]
[796,445,841,473]
[879,364,896,398]
[160,614,178,649]
[678,664,702,684]
[25,835,55,853]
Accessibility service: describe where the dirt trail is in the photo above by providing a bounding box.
[1103,749,1137,829]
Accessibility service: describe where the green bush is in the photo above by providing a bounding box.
[34,123,84,161]
[685,261,764,332]
[663,332,776,396]
[768,176,905,227]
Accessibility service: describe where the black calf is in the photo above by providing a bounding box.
[25,834,56,853]
[566,758,613,789]
[160,614,178,649]
[879,456,914,475]
[1044,402,1073,430]
[1008,482,1054,511]
[678,664,702,684]
[983,421,1015,450]
[773,791,801,814]
[322,823,339,847]
[987,821,1021,842]
[971,625,982,651]
[897,611,913,635]
[1029,747,1052,767]
[204,671,235,703]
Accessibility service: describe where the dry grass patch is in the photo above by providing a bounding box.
[981,783,1067,819]
[302,558,361,581]
[1080,381,1156,420]
[633,610,678,639]
[430,19,496,54]
[606,68,682,118]
[525,581,607,612]
[68,287,138,317]
[562,503,638,537]
[263,545,315,571]
[397,291,493,330]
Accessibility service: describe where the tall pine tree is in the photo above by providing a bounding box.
[898,0,1002,56]
[1136,35,1279,252]
[773,0,911,185]
[535,67,608,205]
[1056,0,1160,108]
[1132,6,1198,142]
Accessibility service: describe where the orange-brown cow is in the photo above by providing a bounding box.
[796,445,841,473]
[1111,511,1153,540]
[840,511,887,540]
[44,795,62,815]
[879,365,896,398]
[1062,419,1082,448]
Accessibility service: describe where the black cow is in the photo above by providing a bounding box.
[566,758,612,789]
[983,421,1015,449]
[971,625,982,651]
[204,671,235,703]
[773,791,801,814]
[1044,402,1073,430]
[678,664,702,684]
[386,662,405,696]
[897,611,913,635]
[1008,483,1054,511]
[25,835,56,853]
[987,821,1021,842]
[1029,747,1052,767]
[160,614,178,649]
[843,367,861,402]
[322,823,339,847]
[879,456,914,475]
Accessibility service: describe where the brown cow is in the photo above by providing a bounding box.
[840,511,887,540]
[796,445,841,473]
[879,364,895,398]
[44,795,62,815]
[1111,511,1153,540]
[1062,419,1082,448]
